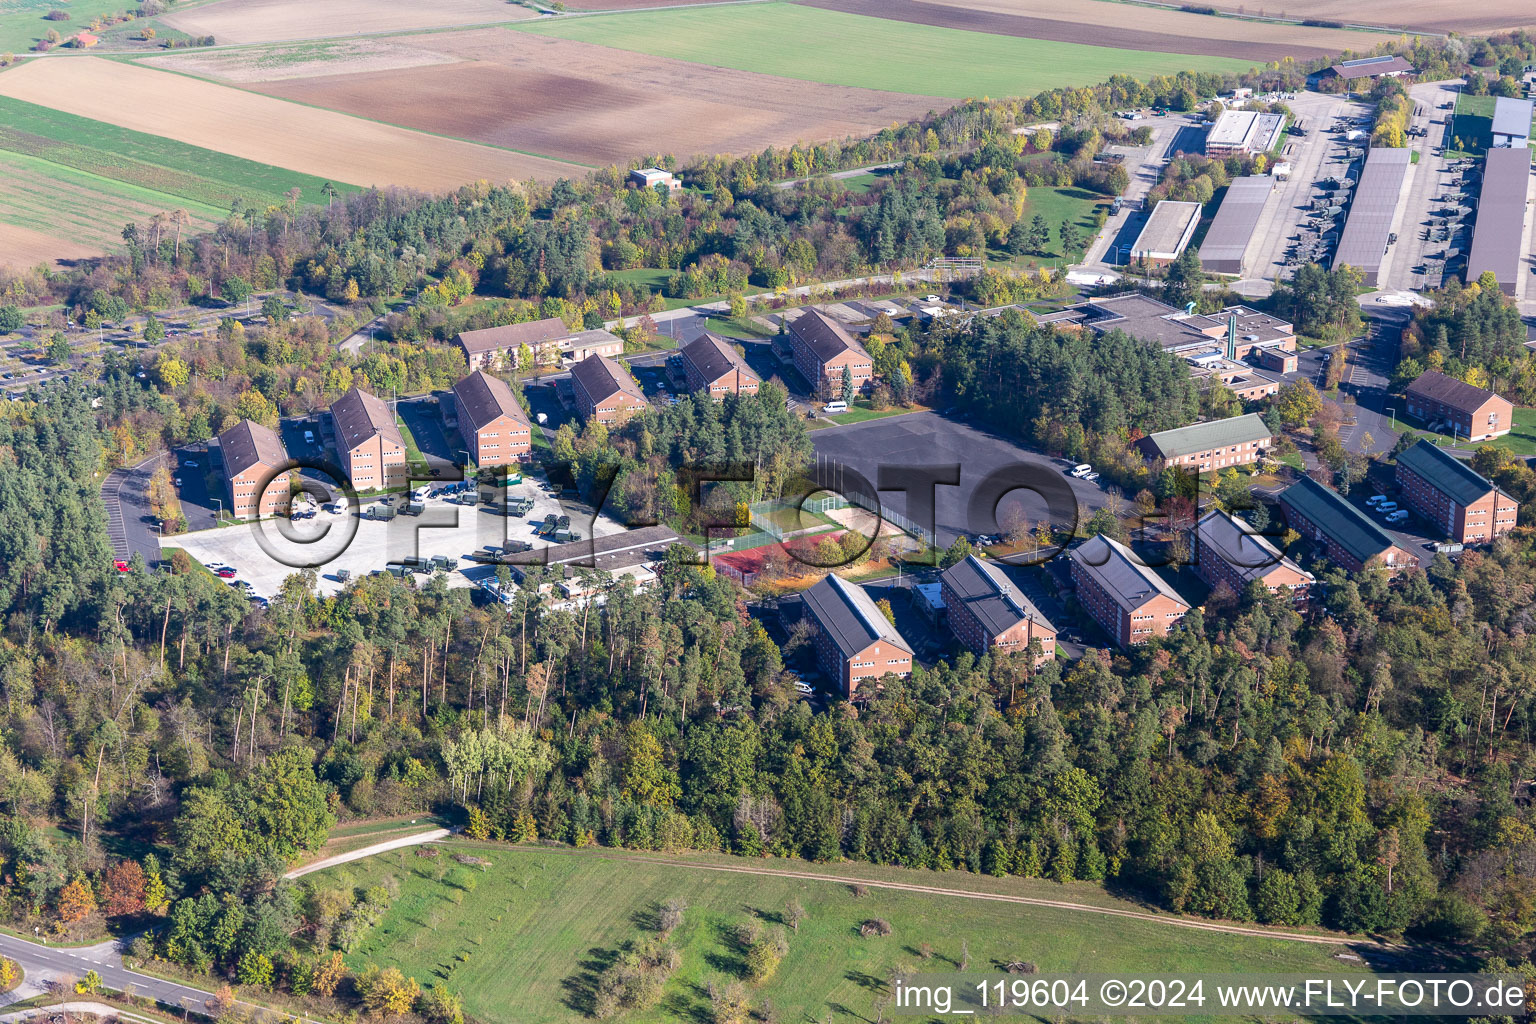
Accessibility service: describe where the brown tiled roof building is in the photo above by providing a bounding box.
[571,354,647,425]
[678,332,760,398]
[1404,371,1513,442]
[330,387,406,491]
[786,308,872,395]
[219,419,290,519]
[450,370,531,467]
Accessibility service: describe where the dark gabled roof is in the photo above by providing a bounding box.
[1405,370,1508,415]
[1279,476,1399,565]
[1143,413,1271,459]
[1396,439,1497,508]
[330,386,404,451]
[802,572,912,660]
[680,331,759,389]
[1070,535,1187,612]
[218,418,286,478]
[452,370,529,433]
[457,317,572,355]
[941,554,1054,640]
[1195,509,1311,587]
[570,353,644,406]
[790,308,869,364]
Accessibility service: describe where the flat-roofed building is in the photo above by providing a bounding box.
[1333,148,1411,286]
[1194,508,1312,602]
[1070,535,1189,647]
[1138,413,1272,471]
[1278,476,1415,574]
[331,387,406,491]
[1466,146,1532,295]
[457,318,622,371]
[786,307,873,394]
[1404,370,1513,441]
[801,573,912,696]
[676,331,760,398]
[449,369,531,467]
[939,554,1055,664]
[571,353,647,425]
[1395,439,1518,544]
[1131,201,1202,266]
[219,418,290,518]
[1199,176,1273,274]
[1491,97,1534,149]
[1204,110,1286,157]
[630,167,681,191]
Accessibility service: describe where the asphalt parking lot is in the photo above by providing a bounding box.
[167,474,633,600]
[397,396,458,475]
[809,411,1113,548]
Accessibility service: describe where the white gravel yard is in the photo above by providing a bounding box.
[169,476,631,600]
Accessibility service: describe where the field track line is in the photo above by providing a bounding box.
[483,844,1388,948]
[303,831,1384,949]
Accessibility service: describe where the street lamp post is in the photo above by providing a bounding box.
[213,498,223,524]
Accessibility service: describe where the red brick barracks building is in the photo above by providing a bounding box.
[785,308,873,395]
[449,369,531,467]
[1403,371,1514,443]
[1279,476,1414,575]
[940,554,1056,665]
[676,331,760,399]
[1395,440,1517,545]
[1069,535,1190,647]
[1194,509,1312,603]
[801,573,912,697]
[218,418,290,519]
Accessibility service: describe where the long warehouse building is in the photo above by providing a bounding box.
[1466,146,1532,296]
[1332,147,1411,286]
[1199,176,1273,275]
[1131,200,1202,266]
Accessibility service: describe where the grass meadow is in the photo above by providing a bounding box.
[324,841,1368,1024]
[514,3,1257,100]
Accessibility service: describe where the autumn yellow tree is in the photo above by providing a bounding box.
[358,966,420,1019]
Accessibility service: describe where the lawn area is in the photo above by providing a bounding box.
[986,186,1108,268]
[514,3,1255,100]
[829,402,922,426]
[703,315,775,340]
[1388,403,1536,457]
[395,415,429,475]
[0,95,360,210]
[325,841,1369,1024]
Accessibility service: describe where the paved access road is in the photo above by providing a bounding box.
[1389,79,1464,293]
[0,931,217,1015]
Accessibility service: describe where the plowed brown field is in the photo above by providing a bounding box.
[799,0,1387,61]
[0,58,587,189]
[1194,0,1533,33]
[249,30,943,166]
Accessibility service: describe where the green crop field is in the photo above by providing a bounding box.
[0,95,362,211]
[325,842,1367,1024]
[514,3,1257,99]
